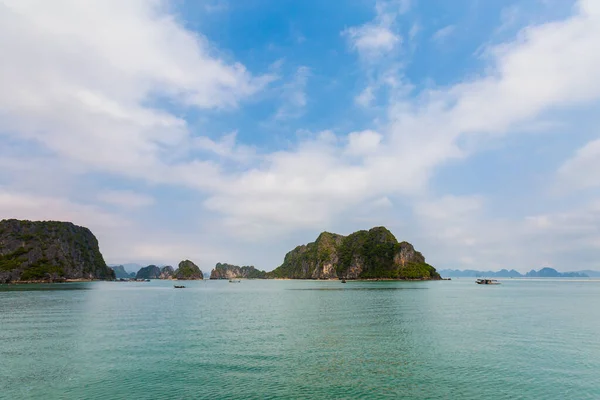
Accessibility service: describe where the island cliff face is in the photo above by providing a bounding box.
[111,265,133,279]
[174,260,203,280]
[136,265,161,279]
[0,219,114,283]
[209,263,267,279]
[268,227,440,280]
[159,266,175,279]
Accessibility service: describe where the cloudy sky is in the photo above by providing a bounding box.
[1,0,600,273]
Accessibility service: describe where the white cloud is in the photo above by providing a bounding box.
[408,22,421,41]
[98,190,155,208]
[342,0,409,60]
[273,66,311,120]
[192,131,256,162]
[205,0,229,13]
[0,189,128,230]
[557,138,600,189]
[414,195,484,223]
[355,86,376,107]
[196,0,600,244]
[431,25,455,42]
[0,0,272,179]
[346,130,383,155]
[409,194,600,271]
[343,25,400,57]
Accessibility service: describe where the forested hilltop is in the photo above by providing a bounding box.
[0,219,114,283]
[268,226,440,280]
[210,263,267,279]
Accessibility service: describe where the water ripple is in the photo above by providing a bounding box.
[1,279,600,399]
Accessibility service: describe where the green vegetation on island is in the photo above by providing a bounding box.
[136,265,161,279]
[209,263,267,279]
[110,265,135,279]
[174,260,203,280]
[268,226,440,280]
[0,219,114,283]
[160,265,175,279]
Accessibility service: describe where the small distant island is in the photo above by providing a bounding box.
[174,260,203,280]
[268,226,440,280]
[111,265,136,279]
[0,219,115,283]
[439,267,591,278]
[210,263,267,279]
[112,262,202,281]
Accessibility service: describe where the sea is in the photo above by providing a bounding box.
[1,278,599,399]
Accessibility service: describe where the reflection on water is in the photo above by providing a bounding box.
[0,283,91,292]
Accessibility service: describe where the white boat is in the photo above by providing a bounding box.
[476,278,500,285]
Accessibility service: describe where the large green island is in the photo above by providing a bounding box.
[0,219,115,283]
[267,226,440,280]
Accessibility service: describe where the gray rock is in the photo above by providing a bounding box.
[159,265,175,279]
[174,260,203,280]
[136,265,161,279]
[0,219,114,283]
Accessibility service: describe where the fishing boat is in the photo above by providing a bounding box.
[229,279,241,283]
[476,278,500,285]
[174,285,186,289]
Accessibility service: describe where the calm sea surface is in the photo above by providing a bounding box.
[1,279,599,399]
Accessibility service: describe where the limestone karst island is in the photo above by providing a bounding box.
[0,219,439,283]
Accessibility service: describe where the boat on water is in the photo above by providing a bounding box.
[341,279,347,283]
[174,285,186,289]
[476,278,500,285]
[229,279,241,283]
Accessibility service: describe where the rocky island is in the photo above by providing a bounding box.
[210,263,267,279]
[267,226,440,280]
[174,260,203,280]
[135,265,161,280]
[160,265,175,279]
[0,219,115,283]
[110,265,135,279]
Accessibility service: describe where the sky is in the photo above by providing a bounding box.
[1,0,600,273]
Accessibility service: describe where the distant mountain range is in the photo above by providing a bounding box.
[439,267,599,278]
[108,263,144,274]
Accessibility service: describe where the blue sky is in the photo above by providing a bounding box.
[1,0,600,273]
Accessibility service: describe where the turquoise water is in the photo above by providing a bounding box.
[1,279,599,399]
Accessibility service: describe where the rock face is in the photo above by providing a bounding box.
[209,263,267,279]
[159,266,175,279]
[525,267,588,278]
[268,227,440,280]
[111,265,131,279]
[0,219,114,283]
[136,265,161,279]
[174,260,203,280]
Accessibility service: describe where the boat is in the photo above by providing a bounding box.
[174,285,186,289]
[341,279,346,283]
[229,279,241,283]
[476,278,500,285]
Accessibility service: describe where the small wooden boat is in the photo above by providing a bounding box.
[174,285,186,289]
[476,279,500,285]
